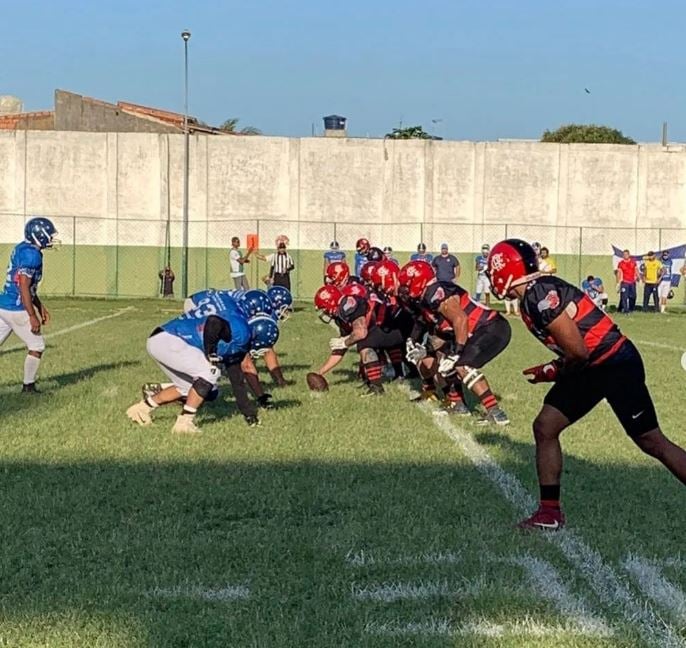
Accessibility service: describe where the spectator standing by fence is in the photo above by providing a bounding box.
[641,251,661,312]
[229,237,251,290]
[474,244,491,305]
[432,243,460,282]
[538,247,557,274]
[658,250,673,314]
[616,249,639,314]
[410,243,433,264]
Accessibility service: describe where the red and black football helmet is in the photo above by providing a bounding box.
[369,259,399,294]
[486,239,540,299]
[360,261,379,286]
[355,238,370,254]
[314,285,343,314]
[341,282,368,299]
[325,261,350,287]
[397,260,435,299]
[366,246,384,262]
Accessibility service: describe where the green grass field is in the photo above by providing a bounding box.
[1,298,685,647]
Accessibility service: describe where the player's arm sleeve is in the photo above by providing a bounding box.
[203,316,232,357]
[225,362,258,418]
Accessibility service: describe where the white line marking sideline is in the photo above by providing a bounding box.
[623,554,686,623]
[147,584,250,602]
[511,554,613,637]
[345,549,461,567]
[351,580,455,602]
[403,385,685,648]
[0,306,135,354]
[634,339,683,352]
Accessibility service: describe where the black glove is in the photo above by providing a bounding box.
[256,393,274,409]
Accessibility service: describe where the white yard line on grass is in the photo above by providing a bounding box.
[351,580,456,602]
[634,339,683,352]
[345,549,461,567]
[0,306,134,354]
[402,384,685,648]
[147,583,250,602]
[365,618,610,638]
[623,554,686,623]
[511,554,613,637]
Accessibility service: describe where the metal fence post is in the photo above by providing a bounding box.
[577,226,583,286]
[72,216,77,296]
[658,228,662,251]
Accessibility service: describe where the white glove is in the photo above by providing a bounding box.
[438,354,460,377]
[406,340,428,365]
[208,353,222,365]
[329,337,347,351]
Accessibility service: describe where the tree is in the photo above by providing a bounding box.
[219,118,262,135]
[385,125,433,140]
[541,124,635,144]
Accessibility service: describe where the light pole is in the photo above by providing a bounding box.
[181,29,191,298]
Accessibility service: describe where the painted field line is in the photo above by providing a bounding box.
[402,384,685,648]
[512,554,612,637]
[147,583,250,602]
[365,618,610,638]
[0,306,135,355]
[345,549,461,567]
[351,580,454,602]
[623,555,686,622]
[634,339,683,352]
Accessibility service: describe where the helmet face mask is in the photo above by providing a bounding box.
[266,286,293,322]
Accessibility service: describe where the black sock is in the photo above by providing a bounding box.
[540,484,561,506]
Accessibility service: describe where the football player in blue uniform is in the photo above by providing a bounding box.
[126,292,278,433]
[0,217,59,392]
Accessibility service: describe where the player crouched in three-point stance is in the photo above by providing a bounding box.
[127,291,278,433]
[0,217,59,393]
[487,239,686,530]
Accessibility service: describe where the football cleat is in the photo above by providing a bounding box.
[411,388,439,402]
[257,393,275,410]
[141,382,163,401]
[21,382,40,394]
[360,384,384,397]
[517,506,565,531]
[172,415,201,434]
[126,400,153,426]
[245,415,261,427]
[445,401,470,416]
[476,407,510,426]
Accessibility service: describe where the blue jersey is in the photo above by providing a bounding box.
[410,253,433,264]
[660,259,673,283]
[0,241,43,311]
[324,250,346,265]
[354,252,367,276]
[475,254,489,277]
[164,292,251,361]
[581,278,603,298]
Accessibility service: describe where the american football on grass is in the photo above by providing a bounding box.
[306,372,329,392]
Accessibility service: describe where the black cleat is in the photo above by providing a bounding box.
[257,394,275,410]
[245,415,261,427]
[22,383,40,394]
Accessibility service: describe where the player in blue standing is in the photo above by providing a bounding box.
[474,243,491,305]
[0,217,59,392]
[410,243,433,264]
[323,241,346,281]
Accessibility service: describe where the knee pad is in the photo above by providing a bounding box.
[360,348,379,364]
[205,386,220,402]
[192,377,215,399]
[29,339,46,353]
[461,366,483,390]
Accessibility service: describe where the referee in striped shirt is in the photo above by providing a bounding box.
[266,242,295,291]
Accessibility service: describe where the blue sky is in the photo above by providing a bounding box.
[3,0,685,141]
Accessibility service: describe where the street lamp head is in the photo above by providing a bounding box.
[181,30,191,41]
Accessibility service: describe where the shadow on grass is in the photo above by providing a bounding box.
[0,453,684,646]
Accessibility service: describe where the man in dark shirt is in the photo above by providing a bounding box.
[431,243,460,282]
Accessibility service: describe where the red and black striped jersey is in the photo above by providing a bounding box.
[421,281,497,334]
[336,293,387,329]
[520,276,626,365]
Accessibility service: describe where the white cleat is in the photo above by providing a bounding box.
[172,415,202,435]
[126,400,153,426]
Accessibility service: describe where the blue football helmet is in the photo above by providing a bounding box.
[25,217,58,249]
[249,315,280,356]
[239,289,274,319]
[267,285,293,321]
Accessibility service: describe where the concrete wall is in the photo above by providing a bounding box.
[1,131,685,255]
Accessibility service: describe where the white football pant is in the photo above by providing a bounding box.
[0,309,46,352]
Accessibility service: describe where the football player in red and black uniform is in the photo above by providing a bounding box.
[399,261,511,424]
[488,239,686,530]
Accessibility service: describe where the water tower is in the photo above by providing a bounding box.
[323,114,347,138]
